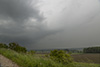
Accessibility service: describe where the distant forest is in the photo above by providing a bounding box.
[83,47,100,53]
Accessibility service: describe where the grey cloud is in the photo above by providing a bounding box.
[0,0,100,49]
[34,0,100,49]
[0,0,59,49]
[0,0,44,22]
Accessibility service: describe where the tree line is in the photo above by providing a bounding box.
[83,47,100,53]
[0,42,27,53]
[0,42,36,54]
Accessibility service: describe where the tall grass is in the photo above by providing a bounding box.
[0,48,100,67]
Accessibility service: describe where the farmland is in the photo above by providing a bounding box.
[72,54,100,64]
[35,53,100,64]
[34,53,100,64]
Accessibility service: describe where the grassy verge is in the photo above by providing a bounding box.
[0,48,100,67]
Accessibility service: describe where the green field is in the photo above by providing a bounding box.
[0,48,100,67]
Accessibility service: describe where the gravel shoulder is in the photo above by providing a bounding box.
[0,54,19,67]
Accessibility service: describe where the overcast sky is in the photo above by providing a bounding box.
[0,0,100,49]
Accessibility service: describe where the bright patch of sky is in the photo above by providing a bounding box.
[38,0,100,30]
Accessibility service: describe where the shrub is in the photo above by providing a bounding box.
[49,50,73,64]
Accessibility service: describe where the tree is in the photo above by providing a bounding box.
[8,42,27,53]
[0,43,8,48]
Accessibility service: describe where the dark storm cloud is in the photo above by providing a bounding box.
[0,0,58,49]
[0,0,44,22]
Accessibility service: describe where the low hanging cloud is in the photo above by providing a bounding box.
[0,0,59,49]
[35,0,100,49]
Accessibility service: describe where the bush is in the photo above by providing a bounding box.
[49,50,73,64]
